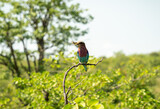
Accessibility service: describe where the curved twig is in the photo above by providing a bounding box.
[63,58,103,105]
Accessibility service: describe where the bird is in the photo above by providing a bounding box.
[73,41,89,71]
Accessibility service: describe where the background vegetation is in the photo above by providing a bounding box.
[0,0,160,109]
[1,51,160,109]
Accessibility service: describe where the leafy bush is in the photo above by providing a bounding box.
[1,52,160,108]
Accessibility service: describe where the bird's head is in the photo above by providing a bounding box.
[72,41,85,47]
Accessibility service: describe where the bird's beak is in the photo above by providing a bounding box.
[72,41,78,45]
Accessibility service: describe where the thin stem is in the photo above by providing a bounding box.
[63,58,103,105]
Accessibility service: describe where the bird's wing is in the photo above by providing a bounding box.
[77,51,80,61]
[86,50,89,62]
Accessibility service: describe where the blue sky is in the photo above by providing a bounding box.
[70,0,160,57]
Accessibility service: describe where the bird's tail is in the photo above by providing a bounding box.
[83,65,87,71]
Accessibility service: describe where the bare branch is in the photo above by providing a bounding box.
[66,86,71,96]
[21,38,31,73]
[45,44,54,50]
[63,58,103,105]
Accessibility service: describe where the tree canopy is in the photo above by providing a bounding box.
[0,0,93,76]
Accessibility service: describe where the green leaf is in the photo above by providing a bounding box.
[88,99,99,107]
[89,104,104,109]
[74,97,84,104]
[79,101,86,107]
[63,104,72,109]
[72,104,79,109]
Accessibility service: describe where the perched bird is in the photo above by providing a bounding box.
[73,41,89,71]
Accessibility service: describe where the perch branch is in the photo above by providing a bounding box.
[63,58,103,105]
[66,86,71,96]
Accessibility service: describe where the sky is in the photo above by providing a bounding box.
[69,0,160,57]
[0,0,160,57]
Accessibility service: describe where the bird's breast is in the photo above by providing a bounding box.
[78,48,88,57]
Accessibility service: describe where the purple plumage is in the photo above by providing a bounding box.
[78,45,88,57]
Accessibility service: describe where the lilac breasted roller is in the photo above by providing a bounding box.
[73,41,89,71]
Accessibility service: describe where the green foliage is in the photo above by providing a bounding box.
[1,52,160,108]
[14,71,63,108]
[64,97,104,109]
[1,51,160,108]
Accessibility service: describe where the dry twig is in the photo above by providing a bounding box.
[63,58,103,105]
